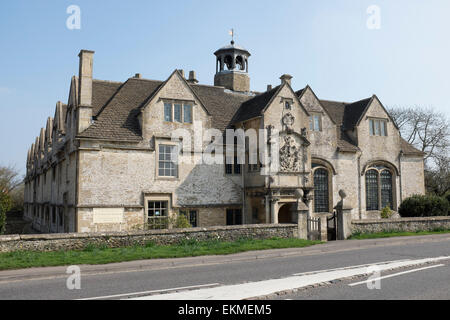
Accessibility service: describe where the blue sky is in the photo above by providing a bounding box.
[1,0,449,175]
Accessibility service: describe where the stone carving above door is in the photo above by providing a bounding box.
[279,135,301,172]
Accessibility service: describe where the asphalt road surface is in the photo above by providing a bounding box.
[0,234,449,300]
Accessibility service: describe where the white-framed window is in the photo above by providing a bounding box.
[158,144,178,177]
[309,114,322,131]
[369,119,388,136]
[163,101,193,124]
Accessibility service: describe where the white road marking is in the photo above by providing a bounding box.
[292,259,412,276]
[130,256,450,300]
[77,283,220,300]
[348,264,445,287]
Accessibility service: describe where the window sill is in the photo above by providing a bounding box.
[156,176,179,181]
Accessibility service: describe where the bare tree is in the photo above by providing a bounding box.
[388,106,450,195]
[387,106,449,167]
[0,165,23,194]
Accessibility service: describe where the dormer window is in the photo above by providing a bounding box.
[174,104,182,122]
[309,114,322,132]
[369,119,388,136]
[163,101,193,124]
[183,104,192,123]
[164,103,172,122]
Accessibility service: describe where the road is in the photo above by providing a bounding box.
[0,234,449,300]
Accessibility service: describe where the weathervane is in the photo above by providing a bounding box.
[229,28,235,45]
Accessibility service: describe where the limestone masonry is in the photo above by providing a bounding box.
[24,42,425,233]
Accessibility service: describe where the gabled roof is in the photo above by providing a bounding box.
[190,84,251,131]
[71,72,420,159]
[231,85,281,124]
[342,97,373,130]
[78,78,163,141]
[319,100,346,125]
[92,80,122,116]
[400,138,426,156]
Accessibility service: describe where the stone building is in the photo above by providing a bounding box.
[24,42,425,233]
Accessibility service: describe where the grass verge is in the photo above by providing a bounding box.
[349,229,450,240]
[0,237,321,271]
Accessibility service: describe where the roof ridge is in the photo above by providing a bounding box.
[320,99,348,104]
[93,79,131,118]
[345,96,372,106]
[126,77,164,83]
[92,79,123,84]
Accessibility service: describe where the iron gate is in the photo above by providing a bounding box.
[308,217,321,241]
[327,211,337,241]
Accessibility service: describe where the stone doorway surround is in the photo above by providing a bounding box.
[263,187,313,224]
[278,202,297,224]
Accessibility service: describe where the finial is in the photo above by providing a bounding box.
[229,28,235,45]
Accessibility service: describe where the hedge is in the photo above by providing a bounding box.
[399,194,449,217]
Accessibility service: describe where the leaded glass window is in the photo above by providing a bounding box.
[309,115,321,131]
[369,119,388,136]
[164,103,172,122]
[183,104,192,123]
[314,168,329,212]
[174,103,182,122]
[380,170,393,209]
[366,169,379,210]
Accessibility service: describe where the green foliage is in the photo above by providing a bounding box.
[444,191,450,205]
[350,229,450,240]
[0,238,321,270]
[399,194,449,217]
[0,192,12,234]
[380,205,393,219]
[170,214,192,229]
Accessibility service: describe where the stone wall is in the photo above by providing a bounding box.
[351,216,450,234]
[0,224,298,253]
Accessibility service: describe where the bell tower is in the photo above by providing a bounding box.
[214,39,251,92]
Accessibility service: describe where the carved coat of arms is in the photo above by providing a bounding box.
[282,113,295,132]
[279,135,301,172]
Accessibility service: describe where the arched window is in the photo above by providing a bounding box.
[236,55,245,70]
[365,169,379,210]
[224,55,233,70]
[313,168,329,212]
[380,170,393,209]
[365,165,394,210]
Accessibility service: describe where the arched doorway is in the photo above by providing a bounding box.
[278,203,296,224]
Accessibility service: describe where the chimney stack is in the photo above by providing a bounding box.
[177,69,185,78]
[267,84,272,91]
[134,73,142,79]
[77,49,95,133]
[280,74,292,86]
[78,50,95,107]
[188,71,198,84]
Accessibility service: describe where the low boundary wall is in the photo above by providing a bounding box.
[0,224,298,253]
[351,216,450,234]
